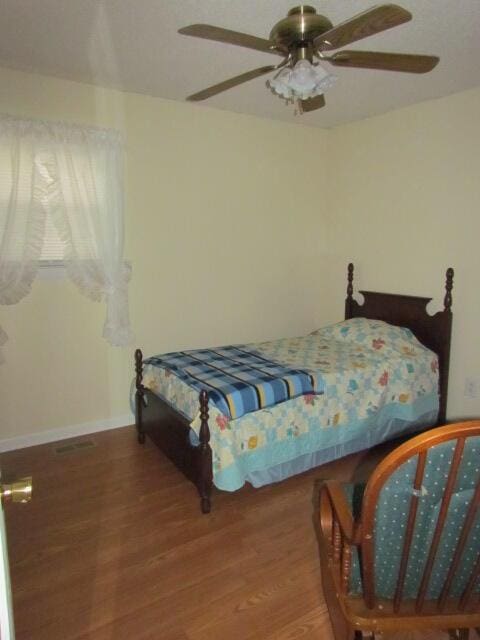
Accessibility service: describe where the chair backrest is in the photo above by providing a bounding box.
[360,421,480,614]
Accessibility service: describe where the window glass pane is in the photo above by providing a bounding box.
[40,214,65,261]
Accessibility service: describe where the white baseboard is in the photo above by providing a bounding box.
[0,414,134,453]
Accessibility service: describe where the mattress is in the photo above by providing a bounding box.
[141,318,439,491]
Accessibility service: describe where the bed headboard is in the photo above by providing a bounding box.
[344,263,454,425]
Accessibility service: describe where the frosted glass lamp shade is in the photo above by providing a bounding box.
[268,60,337,101]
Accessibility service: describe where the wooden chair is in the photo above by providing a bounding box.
[318,421,480,639]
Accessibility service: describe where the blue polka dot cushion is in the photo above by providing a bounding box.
[345,436,480,599]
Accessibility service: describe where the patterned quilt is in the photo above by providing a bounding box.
[142,318,440,491]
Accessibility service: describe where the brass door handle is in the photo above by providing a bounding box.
[0,477,32,504]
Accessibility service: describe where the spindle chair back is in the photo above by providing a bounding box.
[318,421,480,639]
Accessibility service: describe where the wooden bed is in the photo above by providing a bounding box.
[134,263,454,514]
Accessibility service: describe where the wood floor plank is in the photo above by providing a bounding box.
[263,604,333,640]
[0,425,434,640]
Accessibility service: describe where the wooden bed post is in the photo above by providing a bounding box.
[444,267,454,311]
[345,262,354,319]
[135,348,146,444]
[438,267,454,425]
[198,390,213,514]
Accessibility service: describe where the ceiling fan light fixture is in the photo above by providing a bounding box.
[180,4,438,114]
[267,59,337,101]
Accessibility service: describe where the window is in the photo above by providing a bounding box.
[0,183,65,271]
[0,114,132,346]
[40,214,65,265]
[0,143,65,266]
[0,144,104,267]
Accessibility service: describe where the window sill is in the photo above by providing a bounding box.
[38,261,66,280]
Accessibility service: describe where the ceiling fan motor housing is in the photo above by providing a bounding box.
[269,5,333,55]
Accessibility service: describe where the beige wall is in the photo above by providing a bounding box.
[0,67,329,441]
[322,87,480,420]
[1,67,479,443]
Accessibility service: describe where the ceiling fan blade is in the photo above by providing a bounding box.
[179,24,283,56]
[300,94,326,113]
[187,65,277,101]
[314,4,411,51]
[327,50,439,73]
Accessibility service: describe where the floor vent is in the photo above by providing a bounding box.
[54,439,96,455]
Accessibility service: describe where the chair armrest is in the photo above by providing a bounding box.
[320,480,362,545]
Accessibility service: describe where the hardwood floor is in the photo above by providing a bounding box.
[0,427,450,640]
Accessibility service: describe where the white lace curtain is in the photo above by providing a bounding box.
[0,114,133,360]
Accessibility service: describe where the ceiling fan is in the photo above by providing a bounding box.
[179,4,439,113]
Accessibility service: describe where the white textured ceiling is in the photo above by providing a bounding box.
[1,1,480,128]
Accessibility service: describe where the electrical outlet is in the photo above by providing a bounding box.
[464,377,480,399]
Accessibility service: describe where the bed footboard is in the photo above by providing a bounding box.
[134,349,213,513]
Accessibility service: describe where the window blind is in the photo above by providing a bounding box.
[0,146,65,262]
[40,214,65,262]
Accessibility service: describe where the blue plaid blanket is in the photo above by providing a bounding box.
[144,346,315,420]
